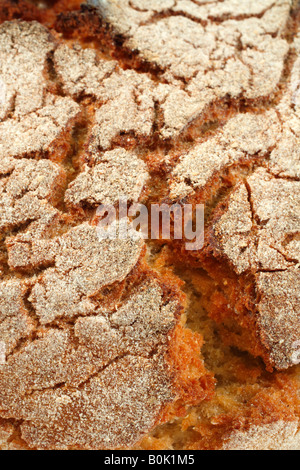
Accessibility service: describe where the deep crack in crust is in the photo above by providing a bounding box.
[203,169,300,370]
[0,0,299,451]
[166,29,300,371]
[53,40,219,146]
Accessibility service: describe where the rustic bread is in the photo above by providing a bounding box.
[0,0,299,450]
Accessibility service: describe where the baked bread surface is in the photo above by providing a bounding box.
[0,0,299,450]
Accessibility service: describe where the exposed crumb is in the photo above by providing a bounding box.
[0,3,299,451]
[203,168,300,369]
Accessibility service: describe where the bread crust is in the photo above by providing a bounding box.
[222,421,300,451]
[0,0,299,451]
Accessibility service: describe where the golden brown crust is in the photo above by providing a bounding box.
[0,0,299,451]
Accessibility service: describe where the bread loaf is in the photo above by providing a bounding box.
[0,0,299,450]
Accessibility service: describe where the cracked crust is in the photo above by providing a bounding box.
[0,94,81,161]
[54,41,204,146]
[87,0,291,138]
[89,0,290,37]
[0,21,81,160]
[169,33,300,201]
[6,210,63,272]
[0,157,66,232]
[55,42,156,147]
[214,169,300,274]
[0,279,34,356]
[19,355,174,449]
[269,32,300,179]
[29,223,145,324]
[169,111,281,201]
[0,279,213,449]
[202,169,300,370]
[0,20,55,118]
[0,2,299,451]
[257,270,300,370]
[54,43,118,99]
[88,68,156,150]
[0,19,214,449]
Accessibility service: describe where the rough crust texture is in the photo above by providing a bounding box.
[0,0,299,451]
[29,223,145,324]
[54,41,215,144]
[165,24,300,373]
[0,279,34,356]
[222,421,300,451]
[0,16,213,450]
[65,148,149,207]
[169,111,281,200]
[174,31,300,372]
[88,0,291,139]
[169,27,300,202]
[0,22,80,160]
[0,280,196,450]
[0,157,65,231]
